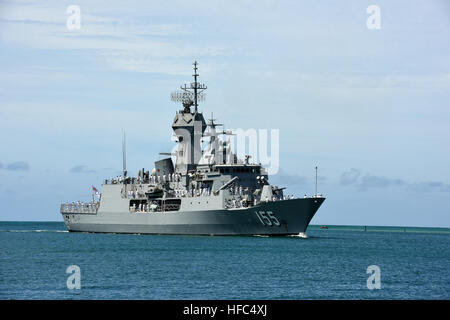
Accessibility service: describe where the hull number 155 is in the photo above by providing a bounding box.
[255,211,280,226]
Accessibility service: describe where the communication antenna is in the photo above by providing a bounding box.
[220,123,235,136]
[315,166,318,196]
[122,130,127,177]
[170,61,207,113]
[171,91,205,113]
[206,112,222,130]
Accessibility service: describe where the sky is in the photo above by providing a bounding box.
[0,0,449,227]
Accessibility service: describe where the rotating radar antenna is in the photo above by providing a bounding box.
[170,61,207,113]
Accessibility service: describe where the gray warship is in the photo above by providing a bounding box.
[60,62,325,236]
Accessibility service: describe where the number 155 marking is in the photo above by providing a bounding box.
[255,211,280,226]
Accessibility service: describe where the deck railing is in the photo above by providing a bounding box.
[60,202,99,214]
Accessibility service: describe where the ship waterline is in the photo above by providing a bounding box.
[62,197,325,235]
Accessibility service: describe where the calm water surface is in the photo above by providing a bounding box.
[1,222,449,299]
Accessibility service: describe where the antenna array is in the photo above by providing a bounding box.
[170,61,207,113]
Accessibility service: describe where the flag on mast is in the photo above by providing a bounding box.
[92,186,99,194]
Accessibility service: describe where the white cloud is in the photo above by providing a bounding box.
[0,1,233,74]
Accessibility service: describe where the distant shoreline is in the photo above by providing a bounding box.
[308,224,450,234]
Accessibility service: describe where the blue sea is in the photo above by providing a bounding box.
[1,222,449,300]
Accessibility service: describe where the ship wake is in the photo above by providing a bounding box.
[288,232,308,239]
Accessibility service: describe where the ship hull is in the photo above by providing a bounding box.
[62,198,325,236]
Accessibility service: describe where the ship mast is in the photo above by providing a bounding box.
[193,61,199,112]
[176,61,207,113]
[170,62,208,174]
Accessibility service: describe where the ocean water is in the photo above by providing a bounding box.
[0,222,449,300]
